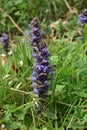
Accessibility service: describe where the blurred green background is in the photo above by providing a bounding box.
[0,0,87,33]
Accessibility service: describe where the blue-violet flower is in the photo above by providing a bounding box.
[30,17,54,98]
[78,9,87,27]
[1,33,9,51]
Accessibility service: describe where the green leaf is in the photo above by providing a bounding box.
[75,91,87,98]
[42,127,48,130]
[24,115,32,127]
[55,84,65,92]
[10,122,21,130]
[44,111,57,120]
[14,105,31,121]
[21,124,27,130]
[75,106,83,119]
[0,86,6,100]
[14,110,24,120]
[83,24,87,42]
[83,114,87,123]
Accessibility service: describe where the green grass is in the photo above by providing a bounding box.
[0,17,87,129]
[0,1,87,130]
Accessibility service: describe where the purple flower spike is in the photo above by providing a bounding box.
[78,9,87,27]
[1,33,9,51]
[29,17,54,98]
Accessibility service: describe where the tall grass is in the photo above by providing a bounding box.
[0,16,87,129]
[0,1,87,130]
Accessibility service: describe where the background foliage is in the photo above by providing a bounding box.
[0,0,87,130]
[0,0,87,33]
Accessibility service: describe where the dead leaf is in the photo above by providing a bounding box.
[0,54,8,66]
[12,64,18,73]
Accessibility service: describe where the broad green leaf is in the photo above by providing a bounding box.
[10,122,21,130]
[55,84,65,92]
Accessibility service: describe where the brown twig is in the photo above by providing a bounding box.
[6,14,24,35]
[63,0,73,13]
